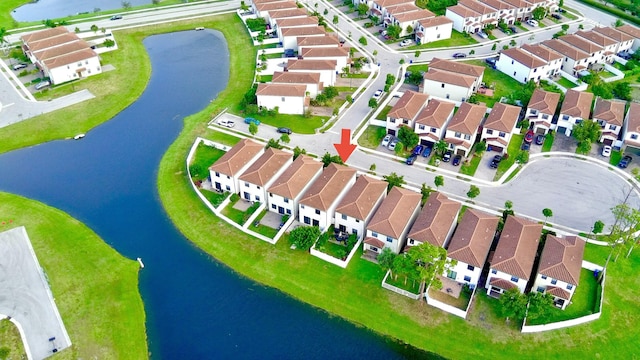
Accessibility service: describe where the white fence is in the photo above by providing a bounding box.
[521,262,605,333]
[381,270,421,300]
[310,237,363,268]
[425,285,476,319]
[601,63,625,83]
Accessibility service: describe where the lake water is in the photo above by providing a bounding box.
[0,31,436,359]
[12,0,152,22]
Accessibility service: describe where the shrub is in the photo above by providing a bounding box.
[230,193,240,202]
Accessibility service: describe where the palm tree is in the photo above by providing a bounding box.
[542,208,553,227]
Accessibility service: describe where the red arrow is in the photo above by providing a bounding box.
[333,128,357,163]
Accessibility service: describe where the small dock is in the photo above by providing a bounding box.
[137,257,144,269]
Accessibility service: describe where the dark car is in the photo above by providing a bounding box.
[509,26,518,33]
[490,155,502,168]
[485,57,497,66]
[521,142,530,151]
[110,15,123,20]
[618,155,633,168]
[452,155,462,166]
[422,145,432,157]
[442,151,452,162]
[244,117,260,125]
[452,53,467,59]
[524,129,534,143]
[535,134,545,145]
[284,49,295,57]
[277,127,292,134]
[552,14,562,19]
[406,154,418,165]
[412,145,424,156]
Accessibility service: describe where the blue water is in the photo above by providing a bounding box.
[12,0,151,22]
[0,31,437,359]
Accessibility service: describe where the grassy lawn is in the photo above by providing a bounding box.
[557,76,578,89]
[256,75,273,82]
[0,318,25,359]
[407,30,477,50]
[460,153,482,176]
[376,105,392,121]
[207,131,242,147]
[406,64,428,74]
[464,60,522,108]
[385,274,421,295]
[0,192,146,359]
[599,70,618,79]
[542,132,554,152]
[245,113,326,135]
[495,134,523,180]
[189,142,225,181]
[252,210,279,238]
[610,150,622,166]
[427,286,472,310]
[358,125,386,149]
[200,189,229,208]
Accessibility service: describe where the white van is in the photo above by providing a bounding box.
[527,19,539,27]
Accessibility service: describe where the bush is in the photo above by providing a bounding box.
[290,226,321,250]
[363,22,373,28]
[230,193,240,202]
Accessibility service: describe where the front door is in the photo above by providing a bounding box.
[244,192,250,200]
[278,206,284,214]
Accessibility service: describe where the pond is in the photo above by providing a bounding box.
[12,0,151,22]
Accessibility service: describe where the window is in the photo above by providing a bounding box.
[419,125,425,130]
[542,114,548,120]
[315,209,320,215]
[225,185,230,191]
[541,275,547,279]
[409,239,414,245]
[511,276,519,282]
[441,83,445,88]
[632,134,639,140]
[352,229,357,235]
[215,172,220,177]
[609,124,617,130]
[372,231,378,237]
[537,286,545,293]
[499,132,506,138]
[447,270,457,279]
[355,219,360,223]
[551,279,557,285]
[467,264,474,271]
[286,209,291,215]
[257,186,260,190]
[455,132,461,138]
[562,115,569,121]
[281,97,285,102]
[463,276,471,282]
[284,198,289,203]
[226,176,230,179]
[301,205,305,209]
[575,119,583,124]
[533,68,537,73]
[245,182,249,187]
[511,60,514,65]
[271,204,276,209]
[464,134,471,140]
[255,196,260,201]
[513,71,517,76]
[303,216,311,224]
[491,269,497,274]
[567,284,573,290]
[342,214,347,220]
[431,127,437,133]
[486,129,493,135]
[386,236,393,243]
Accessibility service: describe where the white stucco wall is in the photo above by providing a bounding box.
[486,269,527,294]
[46,56,101,85]
[257,94,305,115]
[423,79,472,102]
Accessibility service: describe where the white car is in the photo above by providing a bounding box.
[602,145,612,157]
[527,19,539,27]
[399,39,412,47]
[34,81,50,90]
[372,89,383,101]
[381,134,392,147]
[216,119,235,128]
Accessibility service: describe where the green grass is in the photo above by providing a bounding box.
[376,105,392,121]
[257,75,273,83]
[385,274,421,294]
[200,189,229,208]
[0,192,147,359]
[0,318,25,359]
[542,132,554,152]
[245,113,326,134]
[358,125,386,149]
[189,142,225,181]
[464,60,522,108]
[460,153,481,176]
[610,150,622,166]
[557,77,578,89]
[495,134,523,180]
[406,64,428,74]
[599,70,618,79]
[207,131,242,147]
[407,30,477,50]
[427,286,472,310]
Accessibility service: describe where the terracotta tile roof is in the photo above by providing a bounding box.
[408,192,461,247]
[546,286,571,300]
[560,89,594,119]
[299,163,357,211]
[521,44,563,62]
[238,147,292,186]
[617,24,640,39]
[385,3,420,15]
[489,278,517,291]
[297,35,340,46]
[209,139,264,176]
[268,8,308,19]
[272,71,321,85]
[575,30,617,48]
[501,0,532,8]
[257,83,307,97]
[374,0,413,7]
[558,34,604,55]
[335,175,387,221]
[593,98,626,126]
[501,48,546,69]
[27,33,79,52]
[528,88,561,115]
[281,26,326,37]
[447,4,481,18]
[483,0,514,10]
[367,187,421,239]
[592,26,634,43]
[626,102,640,134]
[364,237,385,248]
[43,48,98,69]
[387,90,429,121]
[484,103,521,132]
[255,1,297,11]
[541,39,590,61]
[446,209,499,268]
[275,16,318,27]
[418,16,453,29]
[34,39,91,60]
[423,68,476,88]
[458,0,496,15]
[415,99,456,127]
[446,102,487,134]
[490,216,542,280]
[301,46,349,58]
[538,235,585,286]
[286,59,337,71]
[393,9,435,23]
[268,155,323,199]
[430,58,485,78]
[21,26,69,43]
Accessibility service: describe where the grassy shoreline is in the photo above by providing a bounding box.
[0,192,147,359]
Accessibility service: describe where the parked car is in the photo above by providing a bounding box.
[452,53,467,59]
[509,26,518,33]
[399,39,413,47]
[284,49,295,58]
[527,19,539,27]
[277,127,292,134]
[372,89,383,101]
[216,118,235,128]
[442,151,452,162]
[485,57,498,66]
[34,80,50,90]
[602,145,612,157]
[490,155,502,168]
[524,129,535,143]
[388,139,399,151]
[381,134,392,147]
[406,154,418,165]
[618,155,632,168]
[12,63,27,71]
[244,117,260,125]
[521,142,530,151]
[552,14,562,20]
[412,145,424,156]
[477,31,489,39]
[535,134,545,145]
[421,144,432,157]
[110,15,123,20]
[452,155,462,166]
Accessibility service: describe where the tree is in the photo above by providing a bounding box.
[323,86,339,99]
[420,183,431,203]
[397,126,419,150]
[152,0,160,4]
[561,24,569,32]
[503,200,515,218]
[408,243,453,297]
[592,219,605,239]
[122,1,132,9]
[383,172,405,192]
[0,347,9,360]
[434,140,447,156]
[359,36,367,45]
[434,175,444,189]
[516,150,529,164]
[357,3,369,16]
[572,120,600,154]
[527,292,554,321]
[280,133,290,143]
[392,253,417,284]
[332,15,339,25]
[415,50,421,58]
[103,39,115,48]
[43,19,57,28]
[289,226,321,250]
[293,146,306,160]
[542,208,553,227]
[613,19,624,27]
[386,24,402,40]
[321,152,343,167]
[612,82,631,100]
[532,6,546,20]
[467,185,480,199]
[378,248,397,276]
[499,287,528,322]
[368,98,378,108]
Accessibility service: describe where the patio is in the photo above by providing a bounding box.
[437,276,463,298]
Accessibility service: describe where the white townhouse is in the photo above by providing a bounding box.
[486,216,542,296]
[386,90,429,136]
[592,26,635,55]
[501,0,533,22]
[556,89,594,137]
[368,0,411,20]
[423,58,484,102]
[520,43,563,79]
[297,35,341,52]
[267,8,309,27]
[272,71,322,98]
[300,47,350,72]
[209,139,265,194]
[414,99,456,146]
[267,155,323,217]
[334,175,387,239]
[480,102,521,154]
[526,88,561,135]
[274,16,319,39]
[592,97,626,145]
[415,16,453,45]
[445,209,500,289]
[575,30,620,64]
[406,192,460,249]
[533,235,585,310]
[483,0,517,25]
[613,25,640,52]
[298,163,357,231]
[558,34,605,68]
[541,39,591,77]
[622,102,640,153]
[363,187,421,255]
[237,148,292,203]
[386,8,435,38]
[445,4,482,33]
[256,83,308,115]
[286,59,337,87]
[444,102,487,157]
[280,26,326,50]
[496,47,550,84]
